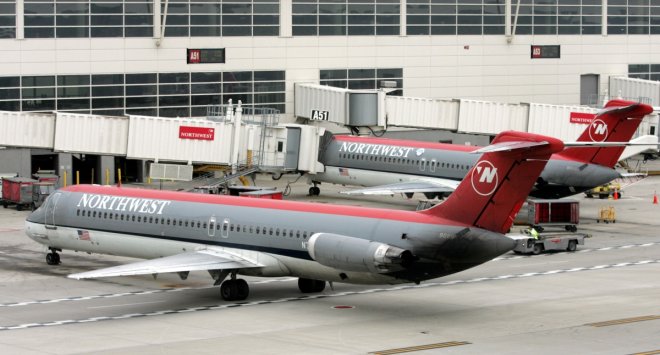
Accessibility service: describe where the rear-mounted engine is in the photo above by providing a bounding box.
[307,233,414,273]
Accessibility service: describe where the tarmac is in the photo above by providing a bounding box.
[0,173,659,354]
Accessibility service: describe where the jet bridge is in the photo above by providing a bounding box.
[0,101,325,186]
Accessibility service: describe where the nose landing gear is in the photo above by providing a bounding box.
[46,248,61,265]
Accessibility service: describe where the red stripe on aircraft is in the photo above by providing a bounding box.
[64,185,463,226]
[334,135,478,153]
[335,134,582,163]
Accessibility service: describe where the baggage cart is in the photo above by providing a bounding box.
[526,199,579,232]
[1,177,37,211]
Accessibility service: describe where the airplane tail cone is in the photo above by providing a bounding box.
[654,191,658,205]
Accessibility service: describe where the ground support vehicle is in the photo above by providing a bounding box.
[31,182,56,210]
[509,230,589,255]
[585,183,621,199]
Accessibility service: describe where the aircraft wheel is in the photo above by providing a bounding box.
[220,280,239,301]
[16,204,22,211]
[46,252,60,265]
[308,186,320,196]
[313,280,326,292]
[298,278,325,293]
[532,244,543,255]
[567,240,577,252]
[236,279,249,300]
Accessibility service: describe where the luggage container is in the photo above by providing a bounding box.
[1,177,37,211]
[526,199,579,232]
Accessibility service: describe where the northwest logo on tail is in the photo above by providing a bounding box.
[471,160,498,196]
[588,119,608,142]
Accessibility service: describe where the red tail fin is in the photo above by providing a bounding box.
[560,100,654,168]
[423,131,564,234]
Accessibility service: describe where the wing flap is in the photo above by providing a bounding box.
[68,249,263,279]
[340,180,459,196]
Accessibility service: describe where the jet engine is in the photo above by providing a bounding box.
[306,233,414,274]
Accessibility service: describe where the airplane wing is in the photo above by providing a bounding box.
[340,179,459,196]
[68,248,263,279]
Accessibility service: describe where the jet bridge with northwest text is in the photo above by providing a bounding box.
[0,101,325,186]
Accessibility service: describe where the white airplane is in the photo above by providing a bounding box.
[310,100,655,199]
[26,130,564,301]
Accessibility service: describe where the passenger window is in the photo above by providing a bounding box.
[196,221,201,228]
[224,224,229,231]
[203,223,207,229]
[131,215,135,222]
[256,227,260,234]
[296,231,300,238]
[269,228,273,235]
[237,225,241,232]
[137,216,142,222]
[185,220,189,227]
[103,212,107,219]
[303,232,308,239]
[230,224,234,232]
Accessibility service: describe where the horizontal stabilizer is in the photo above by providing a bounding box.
[68,248,262,279]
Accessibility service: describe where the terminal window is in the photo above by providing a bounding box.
[0,71,285,117]
[629,64,660,81]
[320,68,403,96]
[293,0,400,36]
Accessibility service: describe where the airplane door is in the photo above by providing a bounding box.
[208,216,216,237]
[44,192,61,229]
[221,218,230,238]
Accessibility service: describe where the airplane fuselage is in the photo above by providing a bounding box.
[25,185,515,285]
[315,137,620,198]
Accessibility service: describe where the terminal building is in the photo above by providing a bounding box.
[1,1,659,183]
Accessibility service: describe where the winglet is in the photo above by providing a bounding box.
[559,100,654,167]
[422,131,564,234]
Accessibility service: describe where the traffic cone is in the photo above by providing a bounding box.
[654,191,658,205]
[613,188,619,200]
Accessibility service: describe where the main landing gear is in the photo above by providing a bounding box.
[46,248,61,265]
[298,278,326,293]
[220,278,249,301]
[218,276,326,301]
[309,182,321,196]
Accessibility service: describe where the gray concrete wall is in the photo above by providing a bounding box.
[0,148,31,178]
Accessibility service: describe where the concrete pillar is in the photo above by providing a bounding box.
[99,155,115,185]
[57,153,73,187]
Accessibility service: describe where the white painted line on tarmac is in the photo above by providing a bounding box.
[87,300,164,309]
[1,259,659,332]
